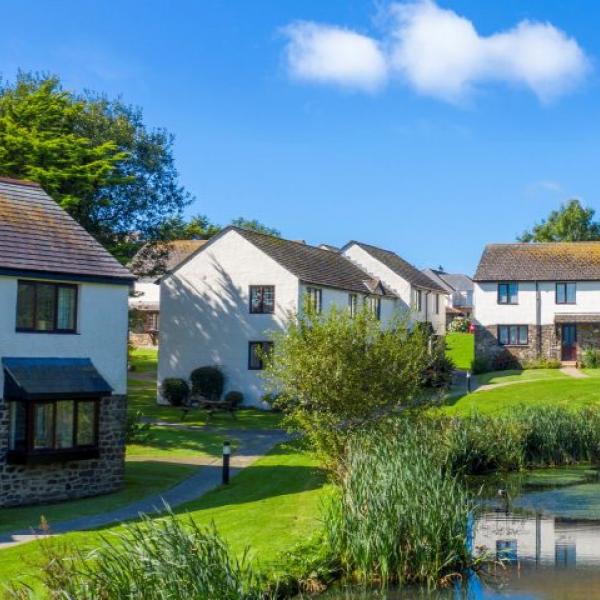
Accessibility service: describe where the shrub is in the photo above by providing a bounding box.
[447,317,471,333]
[225,390,244,407]
[582,348,600,369]
[521,358,562,369]
[190,366,225,400]
[161,378,190,406]
[471,357,490,374]
[491,351,521,371]
[23,511,262,599]
[422,336,455,389]
[126,411,153,444]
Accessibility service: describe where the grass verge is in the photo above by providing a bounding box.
[445,332,474,371]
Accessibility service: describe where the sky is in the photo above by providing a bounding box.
[1,1,599,275]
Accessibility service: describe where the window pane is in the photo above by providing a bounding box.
[519,326,528,345]
[56,401,75,448]
[57,286,76,330]
[35,284,56,331]
[262,287,274,312]
[499,326,509,345]
[77,401,96,446]
[567,283,576,304]
[249,343,262,369]
[16,283,35,329]
[348,294,357,317]
[34,403,54,449]
[510,325,518,345]
[9,401,26,451]
[557,284,566,304]
[509,283,518,304]
[250,287,261,312]
[498,284,508,304]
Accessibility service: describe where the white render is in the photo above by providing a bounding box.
[342,243,447,334]
[158,229,402,408]
[129,279,160,310]
[0,276,129,396]
[474,280,600,327]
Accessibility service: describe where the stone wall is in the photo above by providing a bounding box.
[0,395,127,508]
[576,323,600,360]
[475,324,559,367]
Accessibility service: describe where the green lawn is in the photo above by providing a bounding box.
[0,461,197,536]
[475,368,569,386]
[0,442,327,590]
[445,332,474,370]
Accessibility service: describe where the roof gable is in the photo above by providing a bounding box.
[344,242,446,292]
[0,178,134,284]
[474,243,600,281]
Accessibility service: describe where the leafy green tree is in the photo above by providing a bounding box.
[518,199,600,242]
[157,214,221,241]
[231,217,281,237]
[263,304,432,462]
[0,72,191,261]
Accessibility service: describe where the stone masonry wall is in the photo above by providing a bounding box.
[475,324,559,367]
[0,395,127,508]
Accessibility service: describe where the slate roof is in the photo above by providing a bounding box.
[346,242,446,292]
[2,357,113,400]
[0,178,134,284]
[233,228,396,295]
[423,268,473,293]
[474,243,600,281]
[129,240,207,278]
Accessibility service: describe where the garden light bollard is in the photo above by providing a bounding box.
[466,371,471,394]
[222,441,231,485]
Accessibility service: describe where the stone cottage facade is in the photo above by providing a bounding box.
[0,177,134,507]
[473,242,600,367]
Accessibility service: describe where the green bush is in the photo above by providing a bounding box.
[582,348,600,368]
[225,390,244,407]
[190,366,225,400]
[23,511,262,599]
[422,336,455,389]
[471,357,490,374]
[160,378,190,407]
[521,358,562,369]
[126,410,153,444]
[447,317,471,333]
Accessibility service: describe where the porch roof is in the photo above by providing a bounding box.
[2,357,112,400]
[554,313,600,324]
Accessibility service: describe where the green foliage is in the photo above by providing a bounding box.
[0,72,190,261]
[14,511,263,599]
[447,317,471,333]
[190,366,225,400]
[423,336,455,389]
[518,198,600,242]
[582,348,600,368]
[157,213,221,241]
[224,390,244,407]
[160,378,190,407]
[470,357,490,374]
[230,217,281,237]
[126,410,153,444]
[263,305,432,461]
[323,422,474,587]
[521,357,562,369]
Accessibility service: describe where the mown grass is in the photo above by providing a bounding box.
[475,368,569,386]
[445,332,474,371]
[0,461,197,536]
[0,442,328,591]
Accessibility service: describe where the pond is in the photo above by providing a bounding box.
[322,466,600,599]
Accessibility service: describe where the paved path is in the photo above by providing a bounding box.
[0,428,289,550]
[560,367,589,379]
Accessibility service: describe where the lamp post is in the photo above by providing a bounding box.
[222,441,231,485]
[466,371,472,394]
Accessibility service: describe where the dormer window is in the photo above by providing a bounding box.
[16,280,78,333]
[498,282,518,305]
[249,286,275,314]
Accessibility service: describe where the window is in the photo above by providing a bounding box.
[348,293,358,318]
[306,287,322,314]
[366,296,381,320]
[413,289,423,312]
[434,294,440,315]
[498,282,518,305]
[16,280,78,333]
[248,341,273,370]
[498,325,528,346]
[249,286,275,314]
[556,282,576,305]
[7,398,99,463]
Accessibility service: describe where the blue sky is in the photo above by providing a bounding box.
[1,1,599,274]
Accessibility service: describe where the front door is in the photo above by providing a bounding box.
[561,324,577,361]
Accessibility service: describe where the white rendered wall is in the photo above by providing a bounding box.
[158,230,299,408]
[129,280,160,309]
[0,276,129,396]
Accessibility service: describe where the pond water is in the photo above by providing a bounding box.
[323,467,600,599]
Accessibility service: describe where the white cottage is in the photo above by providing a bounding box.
[0,177,134,508]
[158,227,445,407]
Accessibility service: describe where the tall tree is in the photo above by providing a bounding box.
[518,199,600,242]
[157,215,282,241]
[230,217,281,237]
[0,72,191,262]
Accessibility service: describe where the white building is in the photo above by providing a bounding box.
[473,242,600,366]
[158,227,446,407]
[0,177,134,507]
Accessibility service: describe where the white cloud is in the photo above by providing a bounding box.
[282,22,387,92]
[281,1,590,103]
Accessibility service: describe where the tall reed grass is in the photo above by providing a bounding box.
[323,424,474,588]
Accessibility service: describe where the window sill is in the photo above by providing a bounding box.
[15,330,79,335]
[499,344,529,348]
[7,447,99,465]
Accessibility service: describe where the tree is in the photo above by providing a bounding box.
[0,72,191,262]
[262,304,432,461]
[518,199,600,242]
[230,217,281,237]
[157,215,282,241]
